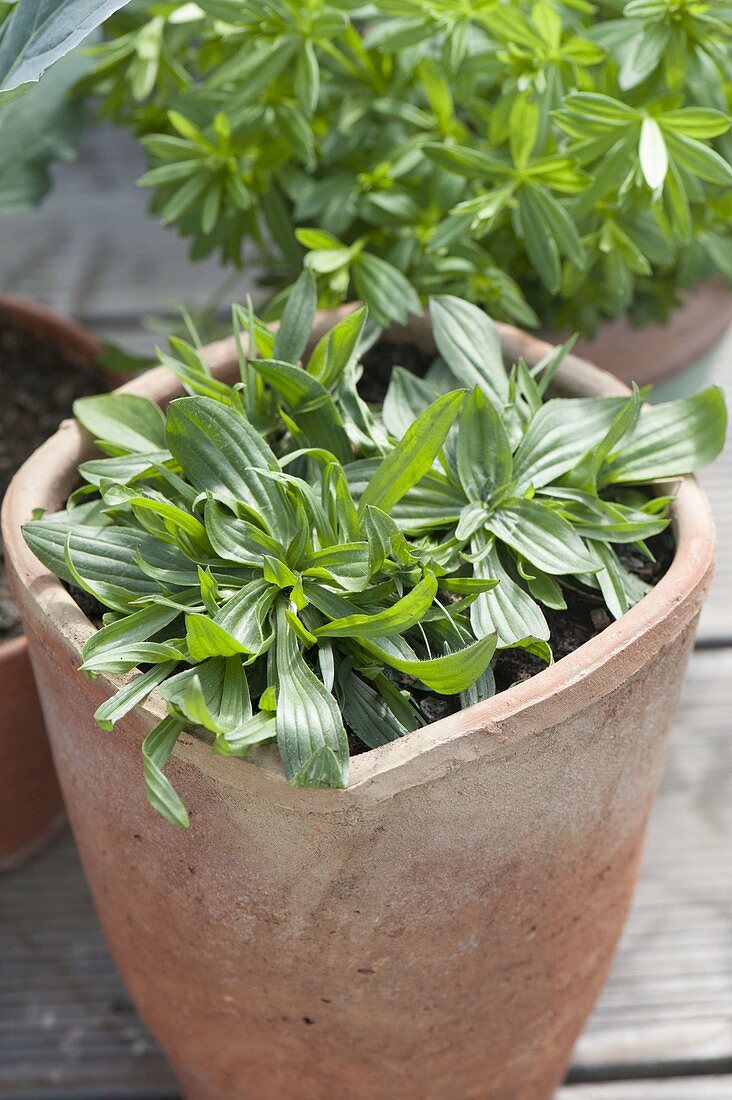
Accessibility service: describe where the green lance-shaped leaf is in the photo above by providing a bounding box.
[485,498,597,576]
[564,387,642,493]
[62,530,165,612]
[273,269,317,364]
[94,660,180,731]
[430,296,508,408]
[600,387,727,486]
[158,656,251,735]
[470,542,550,648]
[79,452,172,488]
[359,390,465,515]
[383,367,436,439]
[158,343,235,404]
[274,605,349,787]
[307,306,368,390]
[212,711,277,757]
[357,633,497,695]
[663,130,732,188]
[204,496,283,565]
[165,396,281,511]
[314,571,438,638]
[185,614,251,661]
[111,489,212,558]
[74,394,167,453]
[302,543,371,592]
[543,486,670,543]
[517,187,561,294]
[141,716,189,828]
[81,640,187,676]
[352,251,421,327]
[249,358,352,463]
[521,182,587,269]
[336,662,420,749]
[513,397,626,490]
[589,542,650,621]
[214,578,280,656]
[456,387,513,503]
[82,603,182,667]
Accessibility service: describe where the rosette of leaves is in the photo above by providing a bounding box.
[370,296,727,645]
[37,0,732,334]
[22,290,501,823]
[23,281,726,824]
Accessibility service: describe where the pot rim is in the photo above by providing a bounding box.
[1,310,715,806]
[0,294,103,366]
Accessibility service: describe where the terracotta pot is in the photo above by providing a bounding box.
[1,311,715,1099]
[543,278,732,391]
[0,295,102,871]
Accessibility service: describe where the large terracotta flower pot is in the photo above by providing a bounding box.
[0,295,102,871]
[1,311,715,1099]
[543,278,732,395]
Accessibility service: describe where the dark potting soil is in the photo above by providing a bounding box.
[60,337,675,756]
[0,319,108,642]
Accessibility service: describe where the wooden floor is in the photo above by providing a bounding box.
[1,124,731,1099]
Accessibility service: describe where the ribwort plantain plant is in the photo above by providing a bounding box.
[23,277,726,823]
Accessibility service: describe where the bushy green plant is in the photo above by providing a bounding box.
[66,0,732,334]
[24,283,725,823]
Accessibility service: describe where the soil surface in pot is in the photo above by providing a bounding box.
[0,319,107,641]
[60,337,674,758]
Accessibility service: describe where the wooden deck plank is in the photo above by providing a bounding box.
[572,648,732,1076]
[0,123,255,325]
[0,834,176,1098]
[0,648,730,1095]
[697,324,732,643]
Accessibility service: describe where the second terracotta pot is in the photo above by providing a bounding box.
[0,295,102,870]
[543,278,732,393]
[2,310,715,1098]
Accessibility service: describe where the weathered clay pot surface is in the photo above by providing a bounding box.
[2,311,715,1099]
[543,278,732,387]
[0,295,102,870]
